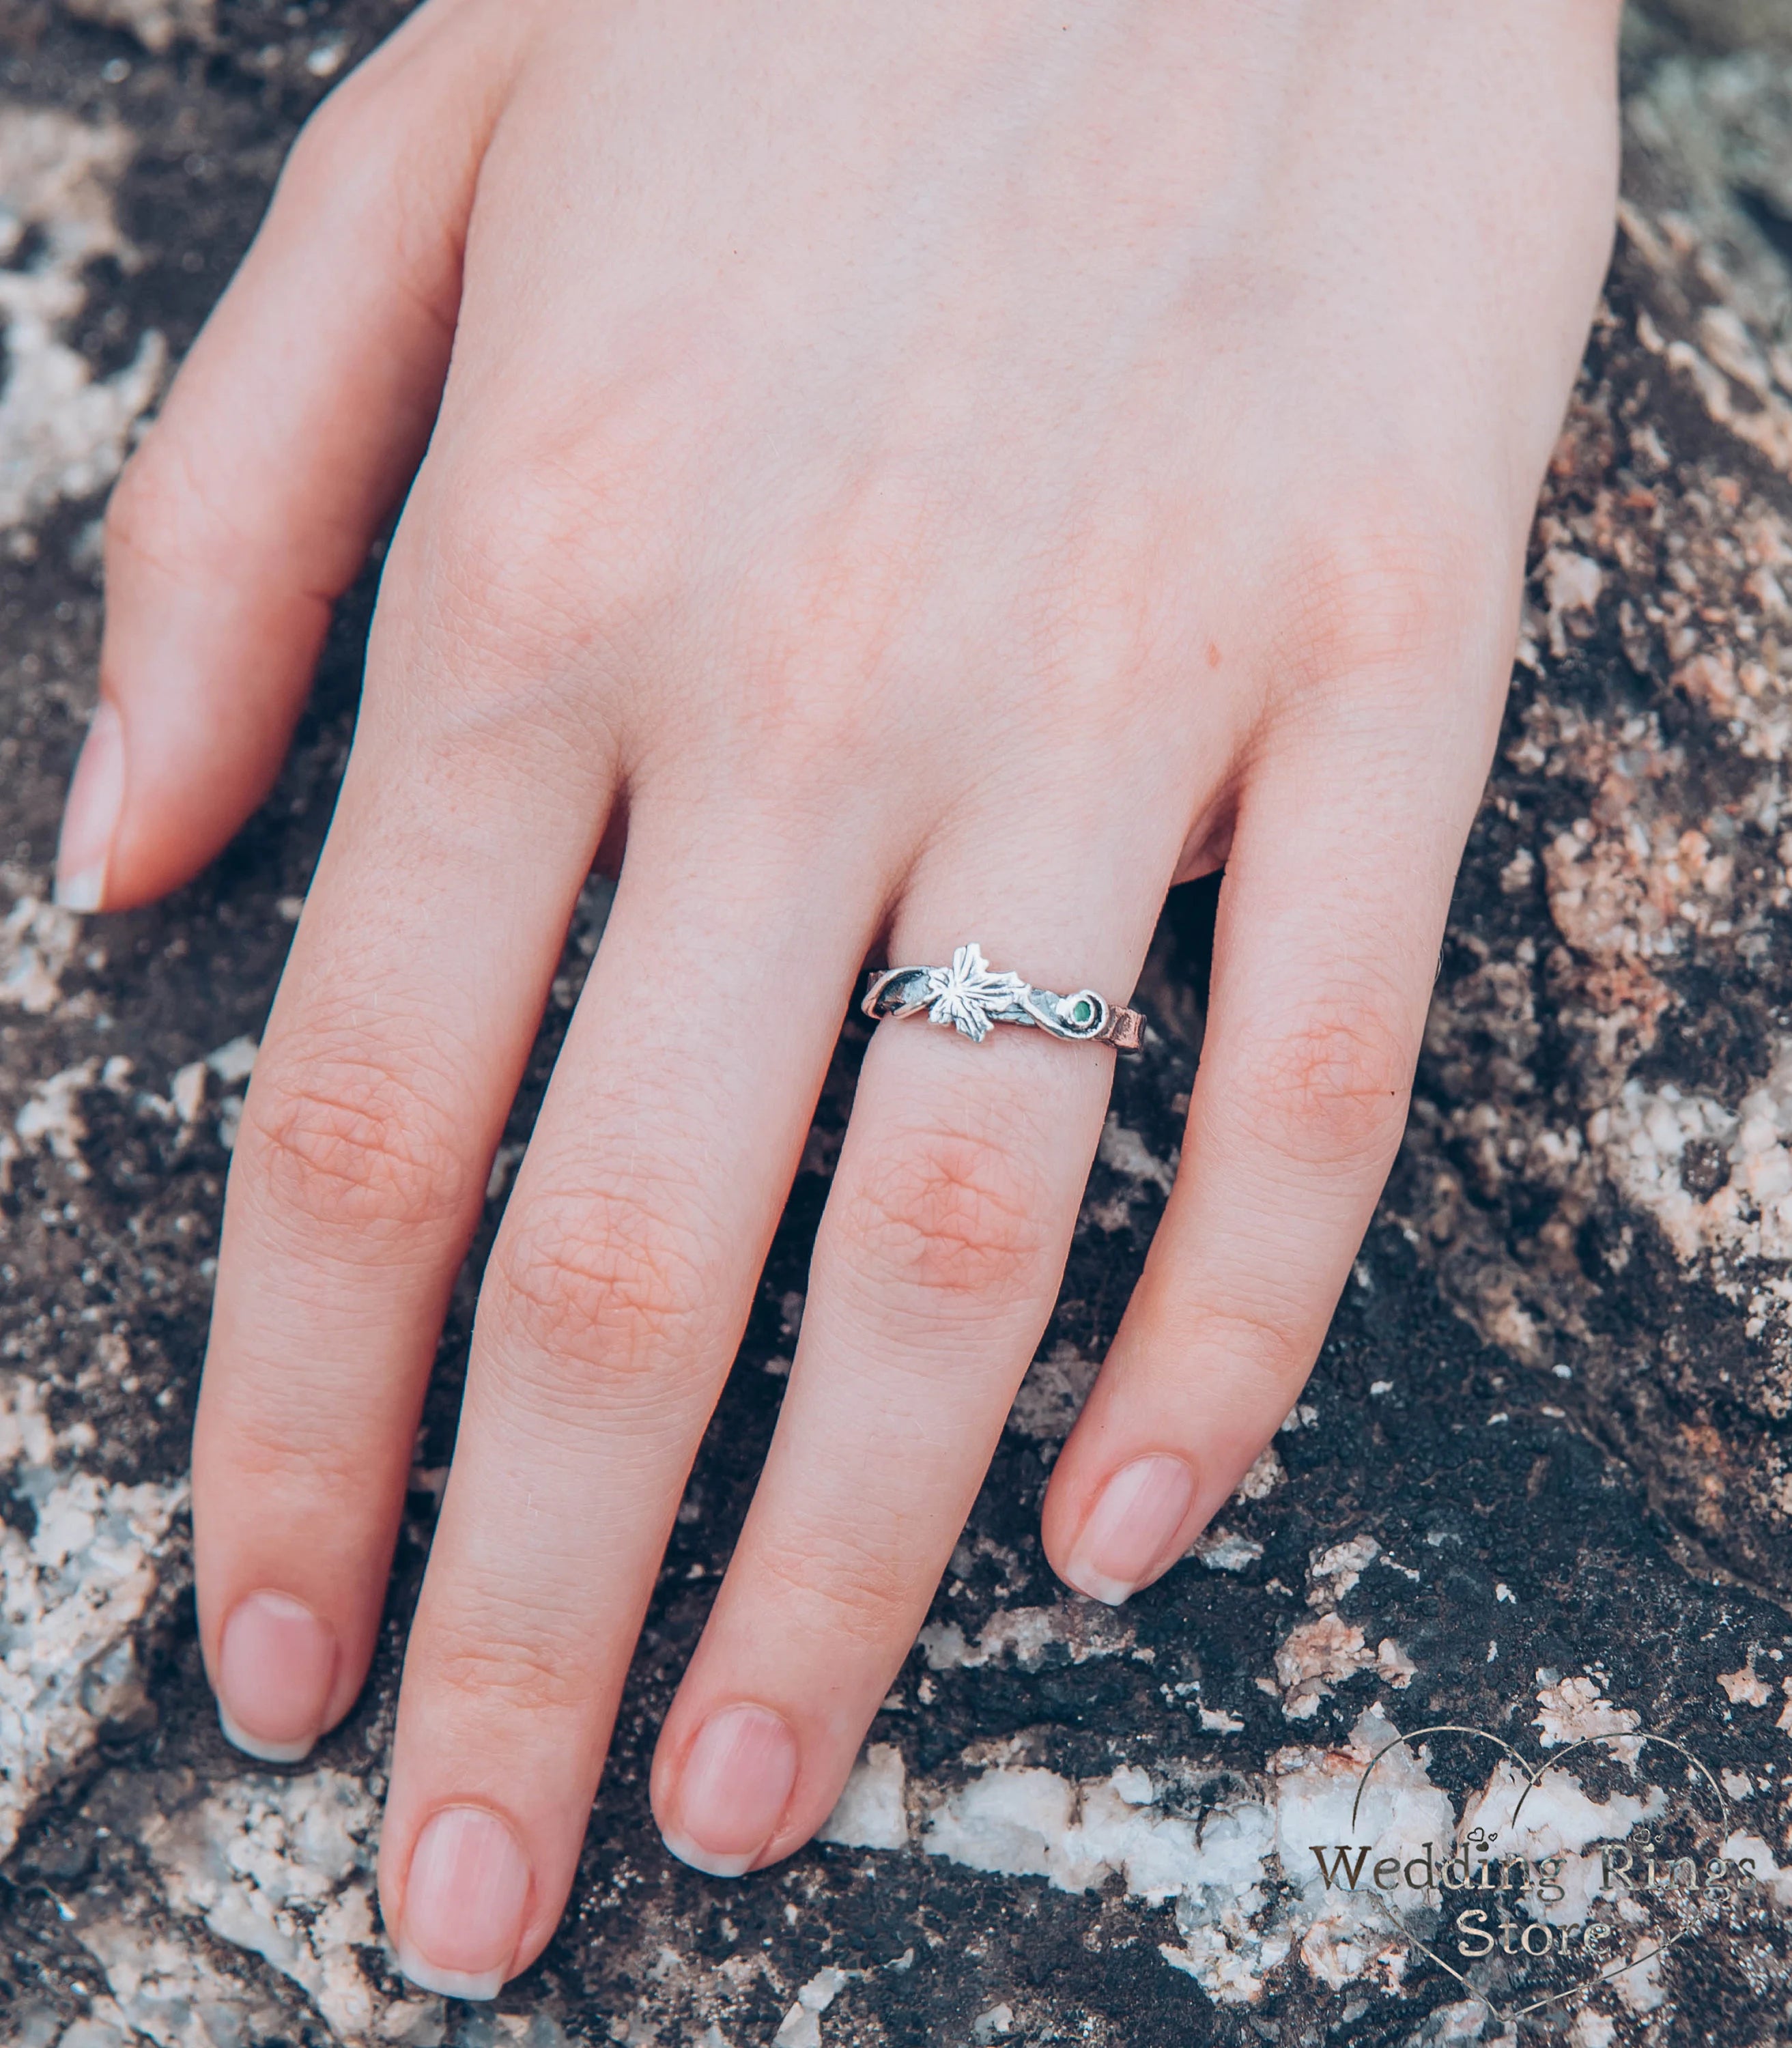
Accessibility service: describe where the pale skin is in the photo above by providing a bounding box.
[54,0,1623,1999]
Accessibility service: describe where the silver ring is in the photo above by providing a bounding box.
[861,942,1144,1052]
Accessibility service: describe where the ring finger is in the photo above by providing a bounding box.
[649,819,1176,1872]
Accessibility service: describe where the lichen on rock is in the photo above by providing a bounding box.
[9,5,1792,2045]
[0,108,164,536]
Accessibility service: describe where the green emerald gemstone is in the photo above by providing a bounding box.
[1070,997,1095,1025]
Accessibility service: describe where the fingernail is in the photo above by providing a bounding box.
[1062,1454,1197,1606]
[397,1806,531,2002]
[55,699,125,912]
[661,1704,798,1878]
[216,1590,337,1763]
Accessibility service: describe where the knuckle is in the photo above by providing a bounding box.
[272,82,464,361]
[276,74,393,210]
[728,568,913,769]
[239,1044,471,1240]
[102,447,162,559]
[365,470,634,797]
[1191,1300,1313,1390]
[1142,1281,1317,1408]
[485,1180,711,1381]
[714,639,881,794]
[402,452,646,687]
[280,91,356,196]
[838,1116,1052,1307]
[1235,996,1415,1171]
[104,433,231,586]
[1275,514,1467,692]
[750,1530,914,1653]
[197,1399,371,1506]
[420,1612,591,1721]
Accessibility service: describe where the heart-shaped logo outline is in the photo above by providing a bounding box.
[1341,1721,1731,2024]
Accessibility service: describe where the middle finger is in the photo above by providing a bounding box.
[376,799,876,1997]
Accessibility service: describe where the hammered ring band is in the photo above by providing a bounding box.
[861,942,1145,1052]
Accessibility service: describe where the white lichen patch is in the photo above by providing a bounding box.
[1590,1045,1792,1382]
[139,1772,389,2043]
[168,1059,206,1126]
[1270,1615,1416,1722]
[1233,1445,1285,1502]
[819,1744,909,1852]
[1718,1830,1792,1914]
[0,881,81,1015]
[1533,1675,1642,1761]
[205,1035,258,1085]
[924,1759,1225,1902]
[1718,1658,1775,1707]
[918,1603,1132,1674]
[1,1371,185,1857]
[1005,1339,1098,1440]
[1595,1044,1792,1253]
[10,1054,141,1187]
[74,1765,462,2048]
[1096,1113,1177,1195]
[920,1708,1454,2006]
[1376,1641,1419,1689]
[13,1058,100,1177]
[63,0,216,53]
[1541,547,1604,659]
[0,109,165,533]
[1569,2008,1618,2048]
[1251,1712,1457,1997]
[1191,1528,1263,1573]
[1611,1933,1666,2017]
[75,1916,290,2048]
[1457,1761,1662,1927]
[913,1706,1713,2010]
[771,1966,853,2048]
[1307,1535,1382,1610]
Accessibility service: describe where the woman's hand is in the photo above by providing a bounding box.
[58,0,1621,1997]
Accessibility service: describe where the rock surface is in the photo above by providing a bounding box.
[7,4,1792,2044]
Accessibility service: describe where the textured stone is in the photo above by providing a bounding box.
[7,5,1792,2046]
[59,0,212,57]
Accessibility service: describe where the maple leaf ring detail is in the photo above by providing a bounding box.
[859,942,1144,1052]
